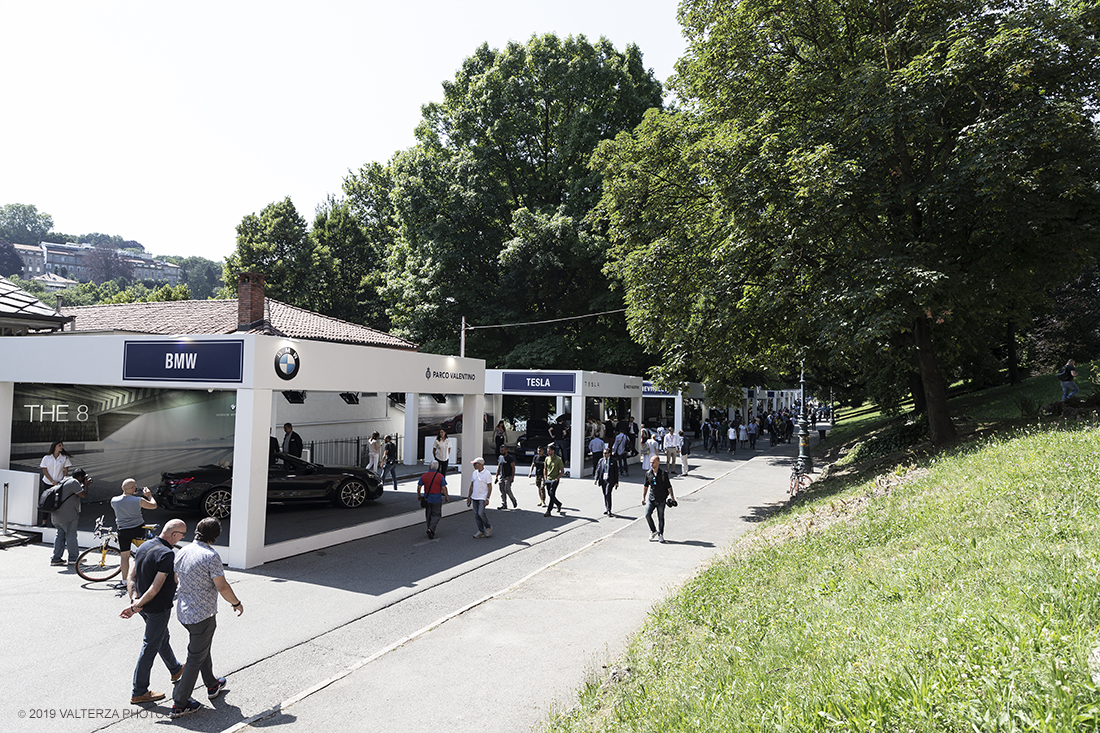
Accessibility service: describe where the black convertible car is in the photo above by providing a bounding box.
[155,452,384,520]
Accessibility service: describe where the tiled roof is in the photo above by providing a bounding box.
[0,276,71,326]
[61,298,418,350]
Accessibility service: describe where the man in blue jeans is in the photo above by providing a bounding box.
[48,469,89,566]
[123,519,187,704]
[1060,359,1079,401]
[381,434,400,490]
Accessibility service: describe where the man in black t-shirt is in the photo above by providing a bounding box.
[495,445,518,509]
[123,519,187,705]
[529,446,547,506]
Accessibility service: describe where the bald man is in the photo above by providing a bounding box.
[123,519,187,705]
[111,478,158,589]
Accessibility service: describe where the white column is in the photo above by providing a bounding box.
[630,396,642,430]
[555,395,565,418]
[0,382,12,471]
[460,393,485,495]
[403,392,418,465]
[673,392,684,436]
[228,388,272,569]
[570,406,585,477]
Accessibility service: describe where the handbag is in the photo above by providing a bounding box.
[420,470,441,508]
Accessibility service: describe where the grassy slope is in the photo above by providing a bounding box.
[548,373,1100,732]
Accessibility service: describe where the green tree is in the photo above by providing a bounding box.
[0,204,53,244]
[309,195,388,329]
[224,197,331,310]
[0,240,23,277]
[159,255,223,299]
[357,33,664,369]
[594,0,1100,444]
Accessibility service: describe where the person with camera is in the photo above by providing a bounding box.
[111,478,158,590]
[48,468,90,566]
[642,455,676,543]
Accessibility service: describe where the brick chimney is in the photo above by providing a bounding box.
[237,272,266,331]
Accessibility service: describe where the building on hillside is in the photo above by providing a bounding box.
[13,243,45,278]
[32,272,79,292]
[13,242,183,285]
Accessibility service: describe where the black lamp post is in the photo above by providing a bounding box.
[796,366,813,474]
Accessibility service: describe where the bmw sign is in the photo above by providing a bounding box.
[275,347,300,381]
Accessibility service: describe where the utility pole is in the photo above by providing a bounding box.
[797,365,813,474]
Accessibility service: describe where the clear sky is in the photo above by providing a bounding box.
[2,1,686,263]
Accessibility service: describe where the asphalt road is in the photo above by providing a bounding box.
[1,435,818,733]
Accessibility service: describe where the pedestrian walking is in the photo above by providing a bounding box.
[170,518,243,719]
[594,447,619,516]
[678,430,690,476]
[1059,359,1079,401]
[529,445,547,506]
[367,431,382,474]
[613,428,630,476]
[466,457,493,538]
[543,444,565,516]
[663,429,679,470]
[739,422,748,450]
[747,419,758,449]
[380,435,399,491]
[121,519,187,705]
[643,456,675,543]
[727,423,737,454]
[416,461,448,539]
[588,434,605,478]
[48,469,89,567]
[496,445,518,509]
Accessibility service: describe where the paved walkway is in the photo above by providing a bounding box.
[1,436,817,733]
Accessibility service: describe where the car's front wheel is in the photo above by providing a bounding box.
[333,479,368,509]
[201,487,232,519]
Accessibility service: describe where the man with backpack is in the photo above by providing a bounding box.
[1059,359,1079,401]
[46,469,90,567]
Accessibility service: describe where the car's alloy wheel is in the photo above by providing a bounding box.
[202,488,232,519]
[335,479,368,509]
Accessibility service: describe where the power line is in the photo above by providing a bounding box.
[462,308,627,331]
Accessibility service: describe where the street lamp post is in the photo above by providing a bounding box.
[797,367,813,474]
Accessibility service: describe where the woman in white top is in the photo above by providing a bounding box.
[39,440,71,526]
[739,423,749,449]
[433,429,452,474]
[367,431,382,473]
[640,430,659,470]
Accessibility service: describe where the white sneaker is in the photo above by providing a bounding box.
[649,532,657,542]
[658,534,666,543]
[473,531,485,538]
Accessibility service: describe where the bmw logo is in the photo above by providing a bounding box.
[425,367,431,380]
[275,347,300,381]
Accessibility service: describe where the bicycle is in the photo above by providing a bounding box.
[75,515,158,582]
[788,463,813,498]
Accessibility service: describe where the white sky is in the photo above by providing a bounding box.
[1,1,686,263]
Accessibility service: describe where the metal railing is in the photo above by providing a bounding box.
[305,436,400,467]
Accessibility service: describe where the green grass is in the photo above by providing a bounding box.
[547,422,1100,732]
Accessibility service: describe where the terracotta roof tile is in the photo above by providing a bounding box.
[61,298,417,350]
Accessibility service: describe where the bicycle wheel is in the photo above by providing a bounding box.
[791,473,813,497]
[76,544,122,582]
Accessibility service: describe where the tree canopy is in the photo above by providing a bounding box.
[0,203,53,245]
[594,0,1100,443]
[343,33,664,369]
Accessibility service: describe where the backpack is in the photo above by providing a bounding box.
[1059,365,1074,381]
[39,482,72,512]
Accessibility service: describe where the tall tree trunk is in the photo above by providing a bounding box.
[913,316,957,446]
[908,371,927,415]
[1006,320,1020,384]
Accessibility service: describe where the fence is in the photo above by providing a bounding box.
[305,436,400,467]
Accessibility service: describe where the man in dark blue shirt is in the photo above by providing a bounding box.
[123,519,187,705]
